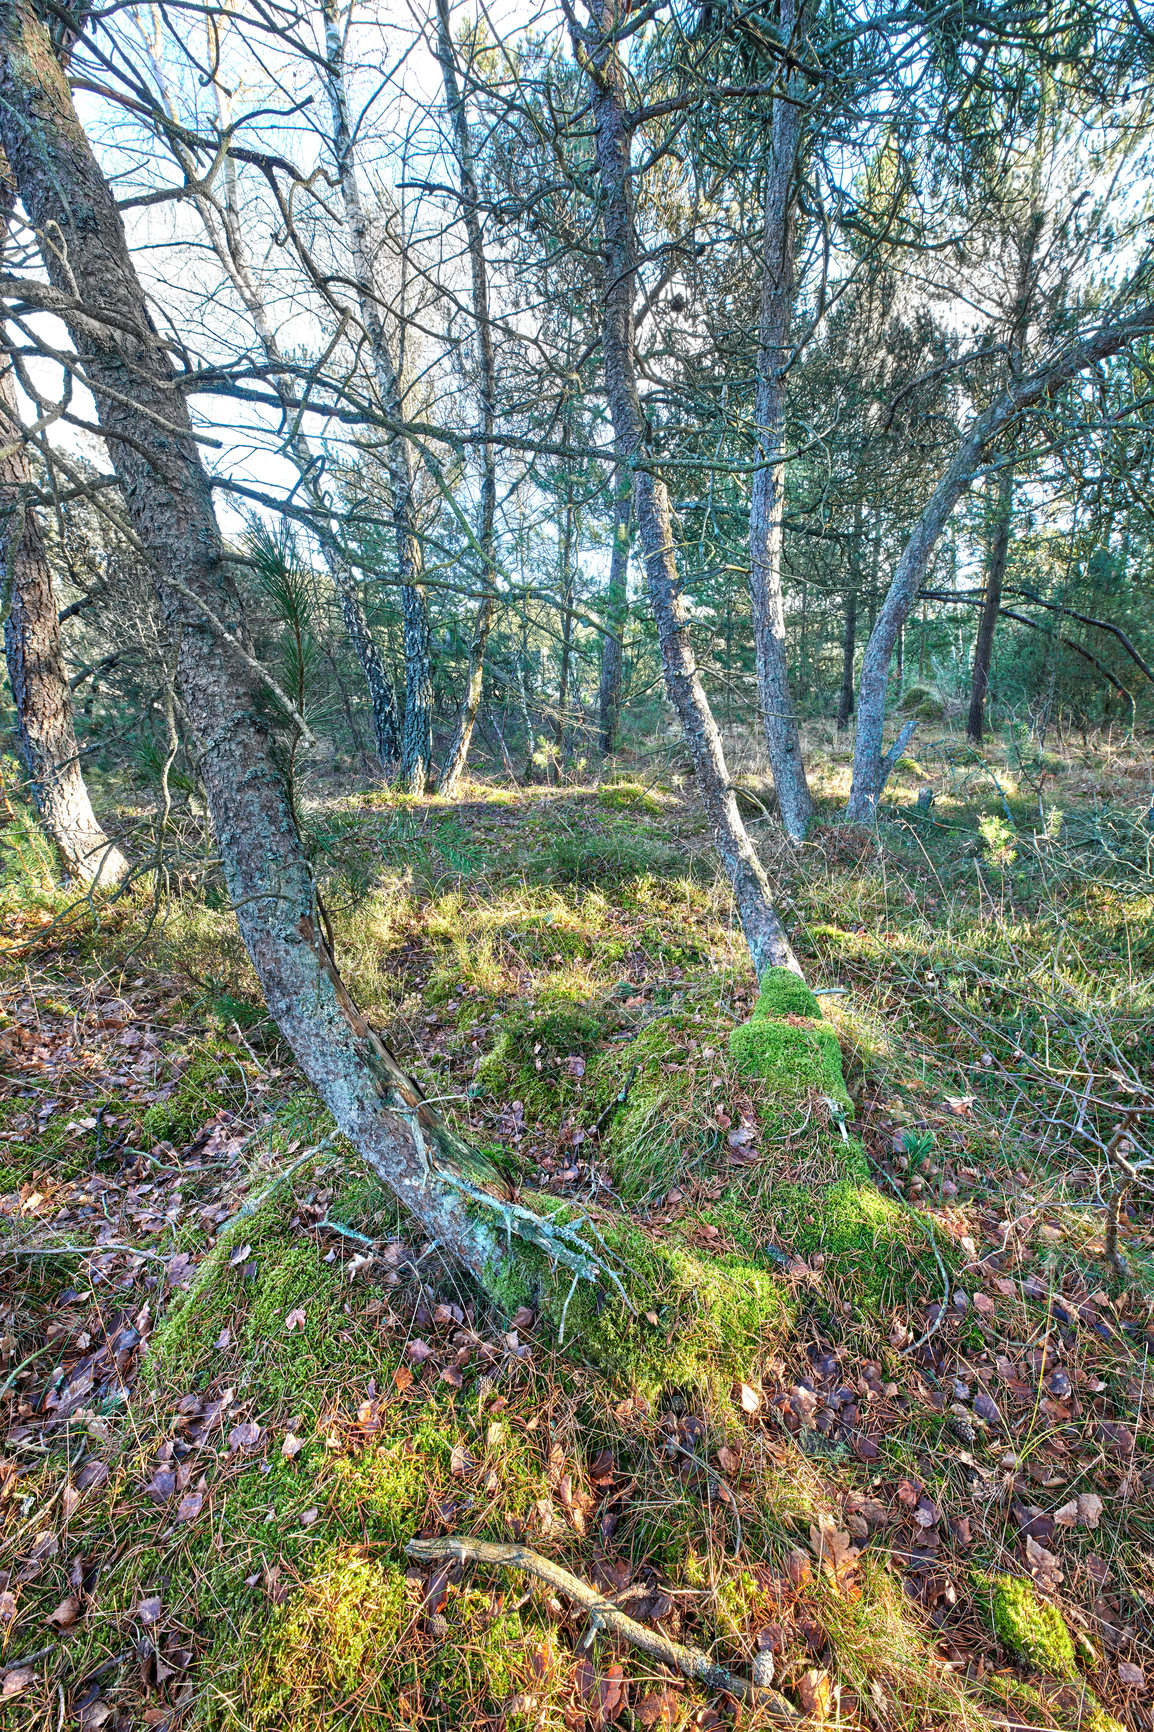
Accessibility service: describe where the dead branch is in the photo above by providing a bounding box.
[404,1535,798,1716]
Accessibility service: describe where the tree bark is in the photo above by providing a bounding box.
[0,352,127,885]
[967,468,1013,742]
[435,0,498,798]
[554,492,574,766]
[319,0,431,794]
[747,0,813,839]
[578,1,800,980]
[836,586,856,731]
[0,0,562,1293]
[597,485,630,754]
[846,301,1154,820]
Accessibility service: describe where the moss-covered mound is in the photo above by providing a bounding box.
[487,1204,789,1403]
[729,966,852,1117]
[470,995,611,1121]
[983,1573,1077,1678]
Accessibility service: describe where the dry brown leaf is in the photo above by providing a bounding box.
[284,1307,306,1332]
[48,1595,81,1628]
[175,1490,203,1524]
[1025,1533,1063,1589]
[738,1382,760,1414]
[1118,1662,1145,1688]
[798,1668,832,1723]
[281,1432,304,1460]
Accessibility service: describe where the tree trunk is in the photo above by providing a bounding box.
[0,0,566,1295]
[0,349,127,886]
[597,486,630,754]
[579,1,800,980]
[836,587,856,731]
[967,468,1013,743]
[846,304,1154,820]
[192,48,400,769]
[319,0,431,794]
[747,0,813,840]
[554,497,574,764]
[435,0,498,798]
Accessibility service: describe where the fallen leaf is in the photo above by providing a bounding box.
[450,1443,476,1477]
[1118,1662,1145,1688]
[61,1483,81,1519]
[798,1668,832,1722]
[738,1382,760,1414]
[0,1591,16,1624]
[48,1595,81,1628]
[717,1445,739,1475]
[146,1468,176,1503]
[511,1306,536,1332]
[136,1595,163,1625]
[228,1242,252,1267]
[281,1432,304,1460]
[1077,1492,1104,1528]
[1025,1533,1063,1589]
[406,1338,433,1363]
[176,1490,203,1523]
[973,1292,995,1316]
[3,1669,35,1697]
[284,1307,306,1333]
[809,1515,859,1587]
[299,1507,319,1527]
[228,1420,262,1455]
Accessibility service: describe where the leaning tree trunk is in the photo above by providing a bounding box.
[435,0,498,798]
[597,486,630,754]
[0,0,591,1296]
[0,334,127,885]
[967,468,1013,743]
[747,0,813,839]
[579,1,800,980]
[846,304,1154,820]
[320,0,432,794]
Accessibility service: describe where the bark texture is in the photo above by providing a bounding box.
[747,0,812,838]
[0,0,529,1287]
[836,584,855,731]
[580,1,800,980]
[967,469,1013,742]
[846,301,1154,819]
[435,0,497,797]
[320,0,431,793]
[597,486,630,754]
[0,356,127,884]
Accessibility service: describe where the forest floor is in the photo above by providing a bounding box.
[0,723,1152,1732]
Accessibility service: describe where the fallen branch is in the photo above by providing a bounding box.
[404,1535,797,1716]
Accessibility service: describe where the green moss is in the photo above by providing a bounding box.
[138,1048,243,1146]
[769,1179,941,1311]
[143,1183,348,1407]
[472,997,608,1120]
[753,967,823,1022]
[983,1573,1077,1678]
[730,1017,851,1112]
[597,780,666,814]
[253,1548,408,1727]
[486,1205,789,1402]
[729,968,852,1116]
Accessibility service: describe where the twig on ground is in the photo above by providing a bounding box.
[404,1535,797,1716]
[1103,1110,1140,1274]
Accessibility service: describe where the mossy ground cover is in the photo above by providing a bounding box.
[1,726,1152,1730]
